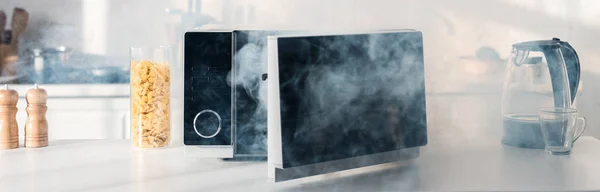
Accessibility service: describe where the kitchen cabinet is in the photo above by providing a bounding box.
[10,84,131,140]
[8,84,184,140]
[16,97,130,140]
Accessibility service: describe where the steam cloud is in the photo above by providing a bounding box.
[227,30,273,156]
[228,30,426,174]
[281,32,425,153]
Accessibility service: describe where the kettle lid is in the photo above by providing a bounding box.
[512,38,563,51]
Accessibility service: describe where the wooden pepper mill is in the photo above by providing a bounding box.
[0,84,18,149]
[25,83,48,148]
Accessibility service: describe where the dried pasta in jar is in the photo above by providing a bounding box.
[130,59,171,148]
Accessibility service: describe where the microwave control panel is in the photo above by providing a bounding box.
[183,31,233,146]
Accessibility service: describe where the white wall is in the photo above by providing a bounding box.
[1,0,185,58]
[5,0,598,68]
[1,0,599,142]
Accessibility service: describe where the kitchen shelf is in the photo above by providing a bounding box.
[7,83,129,98]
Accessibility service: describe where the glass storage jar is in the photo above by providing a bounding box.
[130,46,171,148]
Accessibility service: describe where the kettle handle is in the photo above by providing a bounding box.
[559,41,581,104]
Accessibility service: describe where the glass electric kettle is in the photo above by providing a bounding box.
[501,38,581,149]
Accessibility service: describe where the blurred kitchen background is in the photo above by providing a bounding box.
[0,0,599,145]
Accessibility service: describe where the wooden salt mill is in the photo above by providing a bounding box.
[0,84,18,149]
[25,84,48,148]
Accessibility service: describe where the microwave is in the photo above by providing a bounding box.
[266,30,428,182]
[183,29,290,159]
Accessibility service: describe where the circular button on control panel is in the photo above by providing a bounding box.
[193,109,222,139]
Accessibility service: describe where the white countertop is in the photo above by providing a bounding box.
[1,137,600,192]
